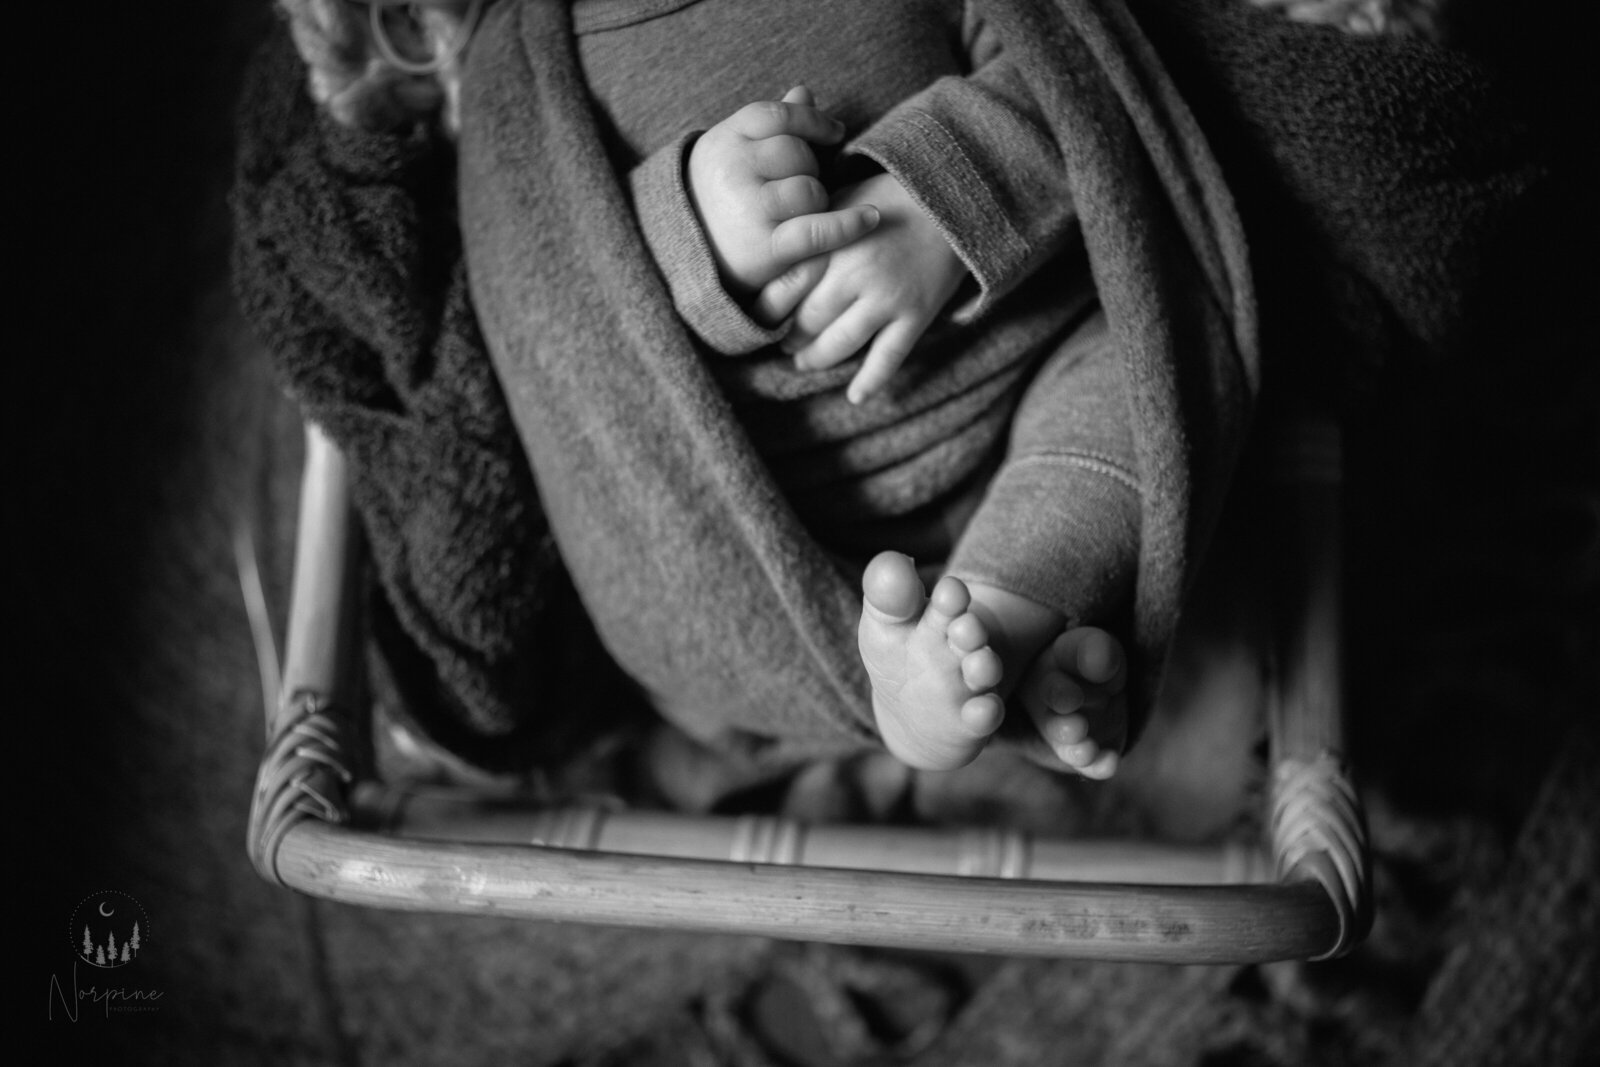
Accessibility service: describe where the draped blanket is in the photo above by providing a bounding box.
[455,0,1254,763]
[233,0,1546,766]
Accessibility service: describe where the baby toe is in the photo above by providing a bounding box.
[960,693,1005,736]
[961,646,1004,692]
[861,552,924,622]
[926,575,973,622]
[1043,710,1089,747]
[946,611,988,654]
[1073,629,1124,685]
[1043,672,1086,715]
[1078,749,1120,781]
[1059,738,1100,769]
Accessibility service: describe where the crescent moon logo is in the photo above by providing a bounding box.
[72,890,149,969]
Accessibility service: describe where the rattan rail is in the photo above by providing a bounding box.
[249,421,1368,961]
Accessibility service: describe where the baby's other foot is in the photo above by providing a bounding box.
[1019,627,1128,779]
[859,552,1005,770]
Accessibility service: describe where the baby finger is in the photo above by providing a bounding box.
[770,204,880,264]
[846,317,920,403]
[751,257,829,327]
[760,174,830,222]
[793,301,885,371]
[754,134,821,179]
[728,96,845,146]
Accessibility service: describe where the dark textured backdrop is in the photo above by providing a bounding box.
[26,1,1596,1063]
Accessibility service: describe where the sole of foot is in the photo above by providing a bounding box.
[858,551,1006,771]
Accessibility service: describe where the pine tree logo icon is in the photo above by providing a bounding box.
[69,891,150,969]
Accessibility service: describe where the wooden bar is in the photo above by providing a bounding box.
[275,821,1341,962]
[353,789,1272,885]
[1269,416,1346,766]
[275,424,361,739]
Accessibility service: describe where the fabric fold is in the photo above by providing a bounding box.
[456,0,1256,759]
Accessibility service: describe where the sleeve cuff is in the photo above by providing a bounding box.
[844,73,1073,323]
[845,107,1029,322]
[631,131,789,355]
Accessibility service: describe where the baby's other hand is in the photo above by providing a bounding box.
[774,172,967,403]
[688,87,880,294]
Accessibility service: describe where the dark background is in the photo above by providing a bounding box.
[24,1,1596,1063]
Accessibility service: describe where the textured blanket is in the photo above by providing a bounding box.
[232,0,1546,766]
[230,32,587,767]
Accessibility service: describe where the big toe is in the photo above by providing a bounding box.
[1058,627,1125,686]
[862,551,925,623]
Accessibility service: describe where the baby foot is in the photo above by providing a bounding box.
[1018,627,1128,779]
[859,552,1006,770]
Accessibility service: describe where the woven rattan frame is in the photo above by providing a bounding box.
[248,419,1369,961]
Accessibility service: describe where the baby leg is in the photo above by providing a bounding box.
[858,551,1006,771]
[940,308,1139,777]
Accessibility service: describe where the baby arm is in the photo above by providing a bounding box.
[687,86,883,296]
[759,171,968,404]
[754,14,1081,401]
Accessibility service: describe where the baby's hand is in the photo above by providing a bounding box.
[760,172,966,403]
[688,87,881,295]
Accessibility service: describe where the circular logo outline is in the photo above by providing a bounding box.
[69,890,150,969]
